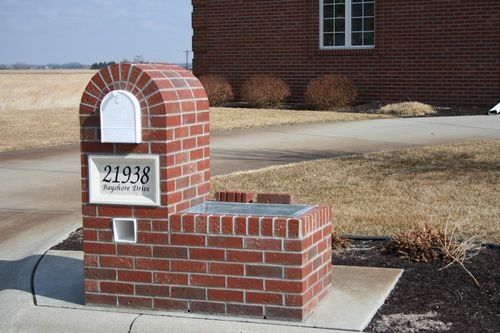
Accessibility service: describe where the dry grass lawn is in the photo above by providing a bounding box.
[0,70,389,152]
[210,107,388,131]
[212,140,500,243]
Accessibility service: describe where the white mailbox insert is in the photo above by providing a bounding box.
[88,155,160,206]
[100,90,142,143]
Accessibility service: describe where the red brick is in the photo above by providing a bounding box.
[190,274,226,287]
[117,244,152,257]
[257,193,295,204]
[118,270,152,283]
[97,206,132,217]
[135,258,169,271]
[83,242,116,255]
[153,246,188,259]
[100,256,134,269]
[171,234,205,246]
[83,216,111,229]
[245,238,282,251]
[284,264,313,280]
[247,217,260,235]
[274,218,287,237]
[190,301,225,314]
[195,215,208,233]
[154,298,188,310]
[171,260,206,273]
[83,229,97,241]
[227,304,263,317]
[182,215,196,232]
[134,207,169,219]
[207,289,243,302]
[284,239,302,252]
[265,252,304,266]
[85,280,99,292]
[100,282,134,294]
[84,268,116,280]
[209,262,244,275]
[137,232,168,244]
[235,217,247,235]
[189,248,225,261]
[85,293,117,306]
[226,250,263,263]
[246,265,282,278]
[265,307,303,321]
[171,287,206,300]
[246,292,283,305]
[118,296,153,309]
[208,216,221,234]
[207,236,242,248]
[227,277,263,290]
[221,216,234,234]
[135,284,170,297]
[265,280,305,293]
[84,254,99,267]
[154,272,188,285]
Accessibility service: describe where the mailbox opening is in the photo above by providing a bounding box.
[112,218,137,243]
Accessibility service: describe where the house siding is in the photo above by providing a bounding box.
[192,0,500,106]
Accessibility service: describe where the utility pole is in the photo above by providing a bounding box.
[183,50,192,70]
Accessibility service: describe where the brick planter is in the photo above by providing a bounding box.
[80,63,332,321]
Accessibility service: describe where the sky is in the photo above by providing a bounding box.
[0,0,192,65]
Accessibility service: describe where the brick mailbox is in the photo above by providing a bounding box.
[80,63,332,321]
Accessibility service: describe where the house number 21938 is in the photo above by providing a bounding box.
[88,155,160,206]
[102,165,151,185]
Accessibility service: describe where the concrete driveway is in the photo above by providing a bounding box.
[1,115,499,254]
[0,115,499,331]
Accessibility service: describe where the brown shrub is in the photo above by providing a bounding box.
[199,75,233,106]
[331,232,350,252]
[241,75,290,108]
[382,223,481,285]
[305,74,357,110]
[383,225,447,262]
[379,102,436,117]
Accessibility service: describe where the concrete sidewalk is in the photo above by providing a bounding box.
[211,115,500,174]
[23,250,402,333]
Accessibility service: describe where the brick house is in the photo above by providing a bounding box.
[192,0,500,106]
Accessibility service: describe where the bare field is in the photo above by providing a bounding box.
[0,71,95,151]
[212,141,500,242]
[0,70,389,152]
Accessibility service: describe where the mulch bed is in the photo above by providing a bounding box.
[336,240,499,333]
[52,228,83,251]
[52,231,498,332]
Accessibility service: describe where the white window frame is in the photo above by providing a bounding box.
[319,0,375,50]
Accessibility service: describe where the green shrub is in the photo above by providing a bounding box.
[305,74,357,110]
[241,75,290,108]
[199,75,233,106]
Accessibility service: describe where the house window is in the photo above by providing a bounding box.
[321,0,375,49]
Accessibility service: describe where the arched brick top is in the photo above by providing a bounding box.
[79,63,210,216]
[80,63,208,125]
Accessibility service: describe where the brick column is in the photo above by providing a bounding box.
[80,63,210,307]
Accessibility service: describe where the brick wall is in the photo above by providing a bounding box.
[80,64,332,321]
[85,204,331,321]
[81,63,211,307]
[192,0,500,106]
